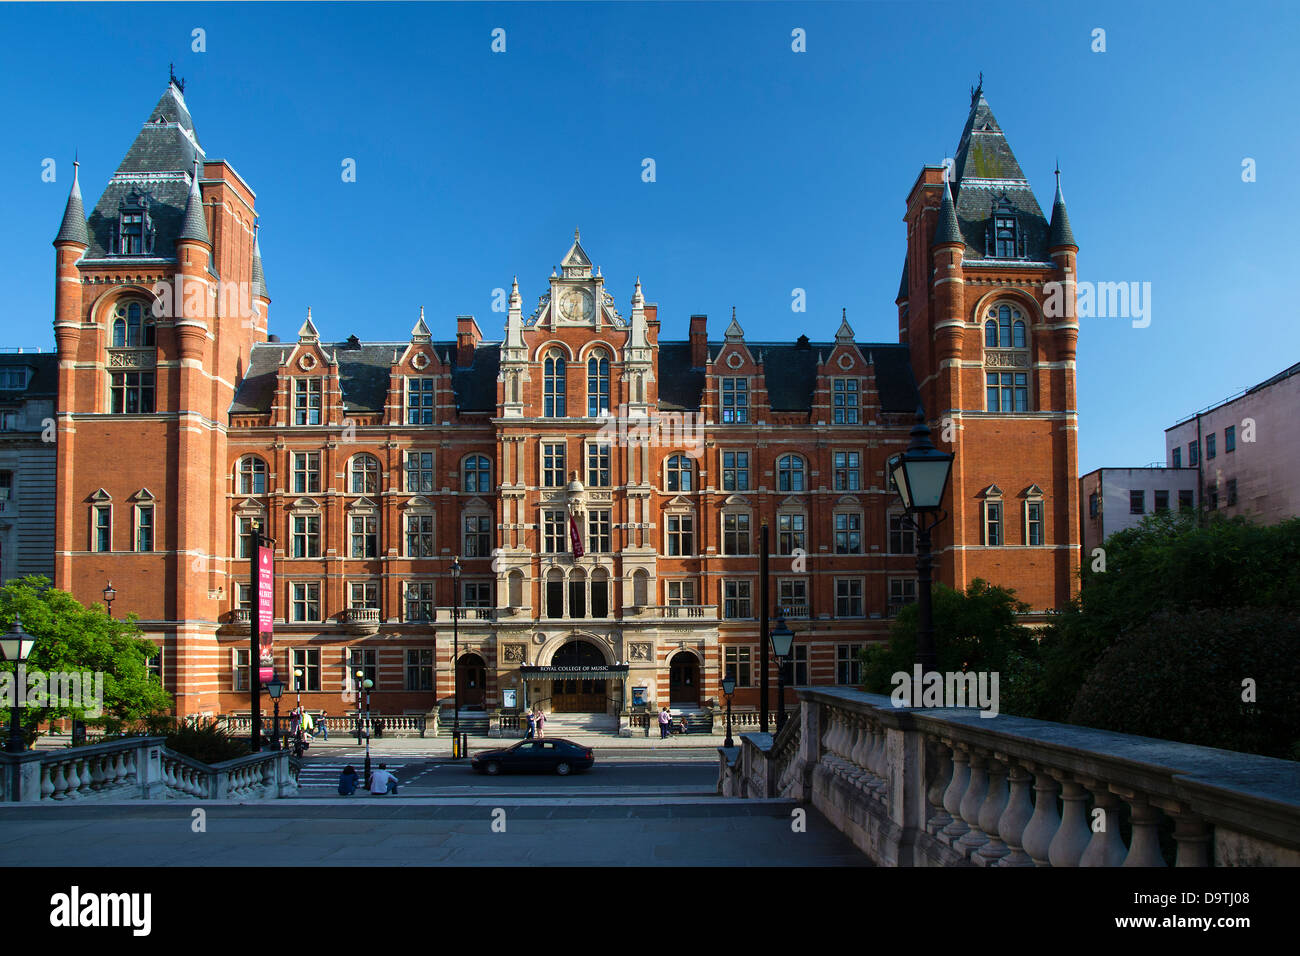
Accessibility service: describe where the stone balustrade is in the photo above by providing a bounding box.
[0,736,298,802]
[720,686,1300,867]
[220,713,427,738]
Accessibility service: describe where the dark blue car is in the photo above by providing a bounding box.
[471,738,595,776]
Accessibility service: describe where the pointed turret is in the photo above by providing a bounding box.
[250,225,269,299]
[724,306,744,342]
[411,306,432,343]
[1047,168,1077,250]
[54,159,90,247]
[835,308,855,344]
[560,227,593,278]
[298,309,320,343]
[932,174,964,248]
[177,161,210,245]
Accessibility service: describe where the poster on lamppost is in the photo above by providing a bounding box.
[256,543,274,682]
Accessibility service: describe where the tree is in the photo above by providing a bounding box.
[1035,513,1300,722]
[861,579,1041,715]
[0,576,172,739]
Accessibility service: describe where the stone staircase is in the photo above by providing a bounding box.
[538,713,620,736]
[435,708,490,737]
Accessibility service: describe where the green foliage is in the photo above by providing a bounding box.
[1036,513,1300,722]
[861,579,1039,714]
[0,576,172,739]
[1070,607,1300,760]
[157,717,252,764]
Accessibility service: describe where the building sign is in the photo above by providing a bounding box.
[256,544,274,682]
[519,664,630,680]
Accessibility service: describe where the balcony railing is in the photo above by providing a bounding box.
[630,605,720,621]
[342,607,380,634]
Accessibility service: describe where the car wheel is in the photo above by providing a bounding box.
[484,761,501,776]
[555,761,572,776]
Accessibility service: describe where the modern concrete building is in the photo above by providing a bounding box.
[0,352,58,584]
[1078,466,1199,556]
[1165,361,1300,524]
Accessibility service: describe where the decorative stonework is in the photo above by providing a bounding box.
[629,642,652,661]
[985,350,1029,368]
[503,643,526,663]
[107,348,156,368]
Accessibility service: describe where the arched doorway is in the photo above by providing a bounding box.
[457,653,487,709]
[551,640,607,713]
[669,651,700,705]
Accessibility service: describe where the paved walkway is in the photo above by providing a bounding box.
[0,798,868,866]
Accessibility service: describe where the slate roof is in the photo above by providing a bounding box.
[656,341,920,414]
[0,354,59,400]
[229,341,501,416]
[54,167,90,246]
[1047,175,1077,249]
[83,83,206,259]
[950,93,1051,261]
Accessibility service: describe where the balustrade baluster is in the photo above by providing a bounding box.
[975,758,1010,862]
[1172,814,1210,868]
[925,740,953,834]
[51,761,69,799]
[64,760,82,799]
[956,750,990,851]
[1079,786,1127,867]
[996,761,1035,866]
[40,764,55,801]
[1047,775,1092,867]
[89,755,107,791]
[1121,797,1167,867]
[1020,767,1062,866]
[940,745,970,841]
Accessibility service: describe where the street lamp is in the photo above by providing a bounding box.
[721,669,737,748]
[887,411,955,675]
[770,615,795,734]
[265,675,285,750]
[362,677,374,782]
[1,615,36,753]
[102,582,116,618]
[450,554,461,757]
[354,669,364,745]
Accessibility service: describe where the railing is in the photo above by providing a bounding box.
[0,736,298,802]
[722,687,1300,867]
[433,606,496,623]
[219,713,427,738]
[635,604,720,621]
[342,607,380,633]
[230,608,251,626]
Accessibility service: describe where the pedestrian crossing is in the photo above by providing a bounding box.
[297,759,415,789]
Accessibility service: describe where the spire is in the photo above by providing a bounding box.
[505,276,525,350]
[54,158,89,246]
[835,308,855,343]
[250,224,268,299]
[1047,166,1077,249]
[932,173,963,247]
[724,307,745,342]
[411,306,431,343]
[177,160,210,244]
[631,276,644,308]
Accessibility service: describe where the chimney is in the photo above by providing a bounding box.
[689,314,708,367]
[456,314,482,367]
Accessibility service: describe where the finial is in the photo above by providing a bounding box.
[969,71,983,107]
[731,305,736,320]
[306,306,312,321]
[419,305,425,321]
[574,227,580,241]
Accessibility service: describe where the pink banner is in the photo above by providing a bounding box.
[257,544,274,682]
[569,514,584,558]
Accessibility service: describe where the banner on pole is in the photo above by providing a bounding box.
[257,544,275,682]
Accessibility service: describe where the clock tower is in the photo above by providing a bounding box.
[546,229,616,331]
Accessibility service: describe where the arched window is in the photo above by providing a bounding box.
[112,300,154,347]
[543,350,566,417]
[777,454,805,492]
[463,454,491,493]
[666,454,693,492]
[1012,319,1026,349]
[984,302,1031,413]
[350,454,380,495]
[984,320,997,348]
[587,350,611,417]
[237,456,267,495]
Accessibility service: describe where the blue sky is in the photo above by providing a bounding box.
[2,1,1296,474]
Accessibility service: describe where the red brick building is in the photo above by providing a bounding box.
[51,79,1080,721]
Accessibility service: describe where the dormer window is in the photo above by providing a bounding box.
[113,189,156,256]
[985,194,1025,258]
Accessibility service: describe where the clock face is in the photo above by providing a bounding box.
[560,288,594,322]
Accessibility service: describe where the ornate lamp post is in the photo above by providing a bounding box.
[102,582,116,618]
[265,675,285,750]
[450,555,461,757]
[887,412,955,675]
[362,677,374,782]
[721,670,737,748]
[1,616,36,753]
[770,615,795,734]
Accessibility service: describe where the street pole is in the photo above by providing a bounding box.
[364,682,372,782]
[759,522,770,734]
[354,669,363,746]
[452,556,461,757]
[249,527,261,752]
[916,521,938,675]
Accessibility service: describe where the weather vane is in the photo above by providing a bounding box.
[970,71,983,107]
[169,63,185,94]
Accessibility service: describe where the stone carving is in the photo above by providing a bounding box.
[629,642,652,662]
[107,349,156,368]
[985,350,1029,368]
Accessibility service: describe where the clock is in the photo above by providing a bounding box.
[559,288,594,322]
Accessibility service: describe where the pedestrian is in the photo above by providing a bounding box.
[337,765,358,796]
[316,710,329,741]
[300,710,315,739]
[535,708,546,738]
[658,706,671,740]
[678,714,689,737]
[526,708,537,739]
[368,762,399,796]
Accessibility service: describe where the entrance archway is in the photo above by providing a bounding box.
[456,653,487,708]
[551,640,607,713]
[669,651,700,705]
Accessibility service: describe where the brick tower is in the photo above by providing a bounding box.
[52,76,269,715]
[900,85,1081,610]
